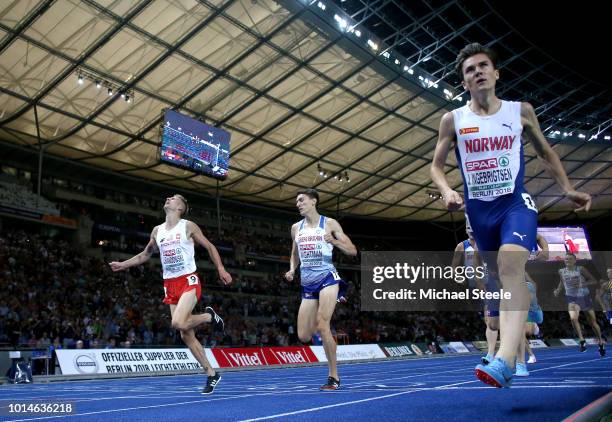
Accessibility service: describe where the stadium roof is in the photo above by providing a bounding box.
[0,0,610,221]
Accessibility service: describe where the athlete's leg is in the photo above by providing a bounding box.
[485,315,499,357]
[297,299,319,343]
[585,309,603,342]
[317,284,340,380]
[525,321,538,362]
[495,244,530,367]
[568,304,584,340]
[514,324,530,376]
[526,337,535,359]
[516,329,526,365]
[169,278,211,332]
[170,291,215,376]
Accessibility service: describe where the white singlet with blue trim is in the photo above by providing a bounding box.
[156,219,197,279]
[453,100,524,202]
[559,266,589,297]
[296,216,336,286]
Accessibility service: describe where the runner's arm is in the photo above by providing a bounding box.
[109,227,158,271]
[285,224,300,281]
[430,112,463,211]
[522,102,591,211]
[188,221,232,284]
[324,218,357,256]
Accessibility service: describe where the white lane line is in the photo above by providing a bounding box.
[239,356,610,421]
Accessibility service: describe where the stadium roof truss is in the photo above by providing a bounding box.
[0,0,610,221]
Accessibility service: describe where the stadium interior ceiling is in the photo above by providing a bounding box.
[0,0,610,222]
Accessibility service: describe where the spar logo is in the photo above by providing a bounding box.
[459,127,479,135]
[74,353,99,374]
[499,156,510,167]
[466,158,498,172]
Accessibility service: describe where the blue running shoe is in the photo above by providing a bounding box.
[475,357,513,388]
[514,362,529,377]
[481,353,494,365]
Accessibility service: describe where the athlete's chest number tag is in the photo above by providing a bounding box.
[187,274,199,286]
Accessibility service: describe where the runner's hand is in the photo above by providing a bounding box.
[219,268,232,285]
[324,232,338,244]
[285,270,294,282]
[565,190,591,212]
[108,261,126,272]
[442,189,464,211]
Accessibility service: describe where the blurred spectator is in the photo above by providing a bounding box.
[0,228,606,351]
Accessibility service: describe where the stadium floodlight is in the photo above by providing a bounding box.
[317,1,325,10]
[354,30,361,37]
[107,87,113,96]
[77,74,84,84]
[333,14,348,30]
[367,39,378,51]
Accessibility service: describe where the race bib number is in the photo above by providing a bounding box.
[466,167,515,199]
[187,274,199,286]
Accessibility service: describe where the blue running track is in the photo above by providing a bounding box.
[0,347,609,421]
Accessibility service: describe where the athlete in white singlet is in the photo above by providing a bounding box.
[285,189,356,390]
[110,194,233,393]
[452,216,499,364]
[554,252,605,356]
